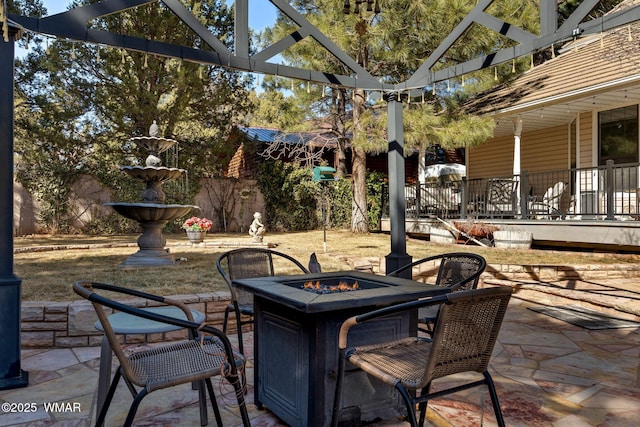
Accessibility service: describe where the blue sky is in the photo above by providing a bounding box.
[18,1,281,90]
[39,0,277,30]
[19,1,278,59]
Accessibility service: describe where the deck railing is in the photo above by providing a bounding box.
[386,160,640,221]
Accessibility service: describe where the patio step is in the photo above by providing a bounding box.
[483,277,640,322]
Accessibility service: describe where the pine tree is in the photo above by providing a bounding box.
[13,0,254,232]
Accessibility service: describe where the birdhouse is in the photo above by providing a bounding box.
[312,166,336,182]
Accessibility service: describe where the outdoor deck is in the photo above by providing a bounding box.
[3,278,640,426]
[382,217,640,253]
[383,161,640,252]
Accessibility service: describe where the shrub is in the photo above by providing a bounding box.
[257,161,320,231]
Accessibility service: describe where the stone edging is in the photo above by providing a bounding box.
[346,255,640,281]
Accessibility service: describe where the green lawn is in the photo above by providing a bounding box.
[14,230,638,301]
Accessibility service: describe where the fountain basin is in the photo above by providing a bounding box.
[120,166,186,182]
[129,136,177,154]
[104,203,196,222]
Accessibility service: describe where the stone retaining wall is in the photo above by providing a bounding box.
[21,291,234,349]
[21,261,640,349]
[347,255,640,281]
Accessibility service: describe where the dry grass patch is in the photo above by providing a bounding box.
[14,230,639,301]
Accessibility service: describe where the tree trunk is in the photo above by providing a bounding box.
[350,25,370,233]
[351,88,368,233]
[336,138,348,177]
[351,145,368,232]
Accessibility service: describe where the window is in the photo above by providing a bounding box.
[598,105,638,165]
[598,105,638,191]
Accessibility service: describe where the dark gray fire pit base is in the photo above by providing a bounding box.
[235,271,447,427]
[256,298,408,426]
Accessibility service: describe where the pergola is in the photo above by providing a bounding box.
[2,0,639,389]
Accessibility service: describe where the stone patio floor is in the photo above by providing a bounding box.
[2,283,640,426]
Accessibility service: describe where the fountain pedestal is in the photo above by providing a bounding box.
[105,202,195,268]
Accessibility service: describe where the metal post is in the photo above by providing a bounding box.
[606,160,615,220]
[520,170,529,218]
[384,93,411,277]
[461,177,468,218]
[322,184,327,252]
[234,0,249,58]
[0,24,28,390]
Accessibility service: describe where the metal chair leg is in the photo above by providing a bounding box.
[205,378,222,427]
[418,382,432,427]
[483,371,506,427]
[223,307,231,334]
[234,303,244,354]
[394,383,419,427]
[331,351,347,427]
[95,368,122,427]
[123,388,148,427]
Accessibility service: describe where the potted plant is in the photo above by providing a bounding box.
[182,216,212,243]
[452,220,498,240]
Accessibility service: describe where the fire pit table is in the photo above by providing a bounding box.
[233,271,448,427]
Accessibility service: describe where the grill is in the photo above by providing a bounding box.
[234,271,448,427]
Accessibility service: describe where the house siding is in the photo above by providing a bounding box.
[521,124,569,172]
[468,135,513,178]
[579,112,594,167]
[468,124,570,179]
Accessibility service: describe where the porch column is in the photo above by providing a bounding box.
[513,117,523,215]
[0,24,28,390]
[384,93,412,277]
[513,116,522,176]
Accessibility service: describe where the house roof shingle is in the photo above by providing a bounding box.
[461,0,640,134]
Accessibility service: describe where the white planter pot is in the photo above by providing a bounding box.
[186,230,207,243]
[493,230,532,249]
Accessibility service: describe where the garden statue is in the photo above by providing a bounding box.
[249,212,266,242]
[149,120,160,137]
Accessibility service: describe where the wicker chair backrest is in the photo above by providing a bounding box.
[226,250,275,306]
[422,286,511,386]
[217,249,310,306]
[435,253,485,291]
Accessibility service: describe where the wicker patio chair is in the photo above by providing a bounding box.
[331,286,512,427]
[216,248,310,354]
[73,281,250,427]
[387,252,486,335]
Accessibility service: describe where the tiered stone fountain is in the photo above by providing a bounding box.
[105,122,197,268]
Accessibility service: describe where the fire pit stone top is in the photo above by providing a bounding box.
[233,271,448,313]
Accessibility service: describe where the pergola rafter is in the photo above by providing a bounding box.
[3,0,640,391]
[9,0,640,93]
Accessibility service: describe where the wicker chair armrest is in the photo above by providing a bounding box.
[337,293,450,349]
[75,281,195,322]
[162,297,196,322]
[73,281,227,350]
[75,280,169,304]
[386,252,486,276]
[215,258,233,287]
